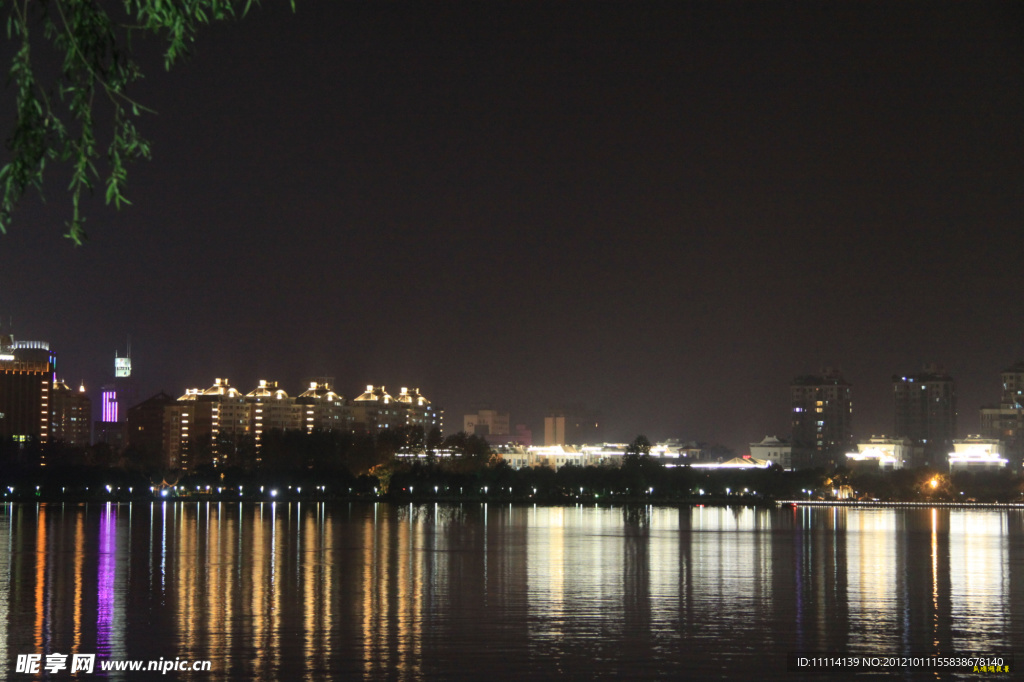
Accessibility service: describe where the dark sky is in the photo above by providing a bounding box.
[1,1,1022,451]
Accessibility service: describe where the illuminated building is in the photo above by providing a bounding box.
[543,407,602,446]
[162,379,441,468]
[500,442,771,470]
[350,385,442,435]
[892,364,957,467]
[9,339,57,372]
[246,380,301,452]
[947,436,1007,472]
[95,348,136,451]
[749,435,792,469]
[979,361,1024,469]
[844,436,909,471]
[350,385,398,432]
[790,369,853,469]
[165,378,250,470]
[296,379,352,433]
[1,333,93,449]
[49,380,91,446]
[0,335,55,445]
[396,387,442,431]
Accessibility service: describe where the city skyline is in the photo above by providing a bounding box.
[5,322,1024,454]
[1,2,1021,451]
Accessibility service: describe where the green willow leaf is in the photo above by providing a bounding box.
[0,0,282,245]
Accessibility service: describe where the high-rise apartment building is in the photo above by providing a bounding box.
[246,380,301,452]
[980,361,1024,469]
[349,385,442,434]
[162,379,442,470]
[350,385,399,433]
[790,369,853,469]
[296,379,352,433]
[892,364,957,467]
[396,387,442,432]
[165,378,251,470]
[49,380,91,447]
[0,334,55,445]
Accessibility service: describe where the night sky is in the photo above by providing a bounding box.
[1,2,1021,452]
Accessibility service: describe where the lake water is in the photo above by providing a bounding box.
[2,502,1021,680]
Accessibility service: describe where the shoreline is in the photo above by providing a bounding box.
[4,495,1024,509]
[777,499,1024,509]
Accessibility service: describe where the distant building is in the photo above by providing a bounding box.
[95,349,136,451]
[845,436,910,471]
[246,380,301,452]
[893,364,957,467]
[0,335,54,445]
[465,409,527,445]
[161,379,441,470]
[749,435,792,469]
[49,380,91,447]
[464,409,510,437]
[296,379,351,433]
[544,407,602,446]
[678,442,703,461]
[979,361,1024,469]
[790,369,853,469]
[351,385,442,434]
[165,378,250,470]
[1,334,93,451]
[510,423,532,447]
[350,385,400,433]
[948,436,1007,472]
[126,391,175,466]
[396,387,442,432]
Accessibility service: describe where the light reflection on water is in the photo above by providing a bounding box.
[1,502,1022,680]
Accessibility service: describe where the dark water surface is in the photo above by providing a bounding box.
[2,502,1022,680]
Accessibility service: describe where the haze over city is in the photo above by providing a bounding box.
[0,2,1021,451]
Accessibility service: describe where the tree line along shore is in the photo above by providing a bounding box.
[3,430,1023,504]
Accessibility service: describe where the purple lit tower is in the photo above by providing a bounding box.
[94,344,136,449]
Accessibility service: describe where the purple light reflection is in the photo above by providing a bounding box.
[96,504,116,655]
